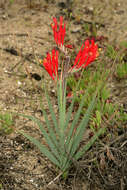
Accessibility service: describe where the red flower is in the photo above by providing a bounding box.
[43,49,59,80]
[71,40,98,70]
[51,16,66,46]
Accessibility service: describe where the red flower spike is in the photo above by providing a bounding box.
[71,40,98,70]
[43,49,59,80]
[51,16,66,46]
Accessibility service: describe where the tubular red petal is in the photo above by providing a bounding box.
[52,17,66,46]
[71,40,98,70]
[43,50,59,80]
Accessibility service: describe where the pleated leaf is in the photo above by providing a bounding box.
[19,114,60,161]
[41,107,59,151]
[65,89,89,148]
[20,131,60,168]
[69,93,97,157]
[75,127,105,160]
[45,89,59,136]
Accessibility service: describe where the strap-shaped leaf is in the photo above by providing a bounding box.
[40,104,59,150]
[69,93,97,157]
[64,94,75,129]
[20,131,60,168]
[60,154,71,172]
[75,128,105,160]
[65,89,89,148]
[19,114,60,161]
[45,89,66,164]
[64,70,86,130]
[45,88,60,137]
[62,91,90,170]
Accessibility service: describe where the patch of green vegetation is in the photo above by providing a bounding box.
[106,42,127,79]
[0,113,14,135]
[106,45,118,60]
[116,62,127,78]
[118,107,127,122]
[0,184,2,189]
[10,0,14,3]
[83,23,91,36]
[120,41,127,48]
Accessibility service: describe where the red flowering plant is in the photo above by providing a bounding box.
[20,17,104,176]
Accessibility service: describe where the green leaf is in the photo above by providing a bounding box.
[39,98,59,150]
[41,108,59,149]
[69,93,97,158]
[64,93,75,129]
[45,88,59,137]
[20,131,60,168]
[65,89,89,148]
[75,128,105,160]
[18,114,60,161]
[96,110,102,126]
[62,92,97,170]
